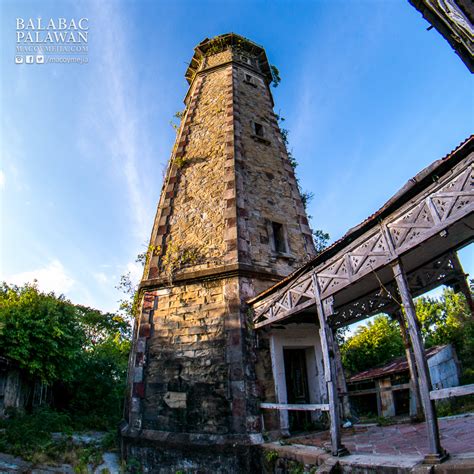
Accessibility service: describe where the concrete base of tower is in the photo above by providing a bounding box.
[120,424,264,473]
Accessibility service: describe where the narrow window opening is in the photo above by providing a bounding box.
[272,222,287,253]
[245,73,252,82]
[254,122,264,137]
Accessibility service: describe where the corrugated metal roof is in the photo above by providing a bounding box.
[348,345,447,383]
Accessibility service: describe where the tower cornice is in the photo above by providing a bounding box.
[183,59,274,108]
[185,33,273,85]
[139,262,285,292]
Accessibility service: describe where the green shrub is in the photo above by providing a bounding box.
[0,407,71,459]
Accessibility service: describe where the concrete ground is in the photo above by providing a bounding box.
[0,417,472,472]
[290,413,474,457]
[262,414,474,473]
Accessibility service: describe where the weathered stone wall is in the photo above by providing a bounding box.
[124,441,262,474]
[123,34,318,472]
[202,49,233,69]
[232,61,315,276]
[145,45,314,283]
[143,281,229,433]
[128,282,229,434]
[240,277,281,432]
[128,276,268,437]
[145,65,233,282]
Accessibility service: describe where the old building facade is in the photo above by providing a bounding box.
[121,33,317,471]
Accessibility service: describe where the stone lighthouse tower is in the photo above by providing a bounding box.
[122,33,316,472]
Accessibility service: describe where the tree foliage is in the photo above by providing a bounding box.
[340,286,473,380]
[270,65,281,88]
[277,118,330,254]
[340,315,404,375]
[0,282,131,429]
[58,332,130,428]
[115,251,145,325]
[312,229,331,254]
[0,283,84,382]
[415,287,474,382]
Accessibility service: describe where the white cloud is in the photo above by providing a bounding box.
[127,261,143,286]
[93,271,109,285]
[81,1,154,241]
[4,259,75,295]
[0,170,5,190]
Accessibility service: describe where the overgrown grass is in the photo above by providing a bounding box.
[461,368,474,385]
[0,407,72,458]
[0,407,119,470]
[436,394,474,418]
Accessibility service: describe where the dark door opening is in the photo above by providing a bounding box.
[393,388,410,416]
[284,348,310,431]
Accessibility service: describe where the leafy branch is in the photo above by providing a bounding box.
[170,110,186,133]
[277,117,330,253]
[270,65,281,88]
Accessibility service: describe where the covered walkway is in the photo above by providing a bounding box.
[250,135,474,464]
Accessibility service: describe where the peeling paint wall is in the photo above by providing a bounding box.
[428,345,460,390]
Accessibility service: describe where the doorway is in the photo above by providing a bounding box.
[394,388,410,416]
[284,348,310,431]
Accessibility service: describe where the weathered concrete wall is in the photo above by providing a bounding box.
[0,366,50,416]
[262,323,326,432]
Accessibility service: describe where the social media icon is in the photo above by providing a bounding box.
[15,55,23,64]
[25,55,34,64]
[36,55,44,64]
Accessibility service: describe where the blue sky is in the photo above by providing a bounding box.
[0,0,473,313]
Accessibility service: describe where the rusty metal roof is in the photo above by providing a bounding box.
[248,134,474,305]
[348,345,448,383]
